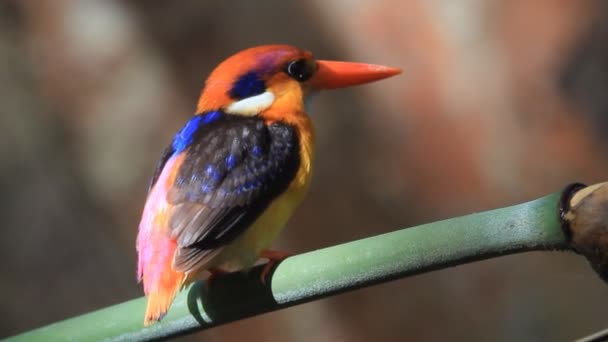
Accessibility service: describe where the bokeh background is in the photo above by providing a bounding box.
[2,0,608,341]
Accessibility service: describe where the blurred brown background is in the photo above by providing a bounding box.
[2,0,608,341]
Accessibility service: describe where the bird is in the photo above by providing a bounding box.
[136,44,401,325]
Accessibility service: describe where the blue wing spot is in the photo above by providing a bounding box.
[171,112,223,154]
[226,154,237,170]
[203,110,222,124]
[238,179,262,193]
[172,115,204,153]
[251,145,262,157]
[205,164,221,181]
[229,71,266,99]
[201,183,214,193]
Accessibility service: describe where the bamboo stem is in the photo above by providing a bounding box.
[4,192,569,342]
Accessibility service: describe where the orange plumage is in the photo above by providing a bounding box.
[137,154,187,324]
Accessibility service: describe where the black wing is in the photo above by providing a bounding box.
[165,115,300,271]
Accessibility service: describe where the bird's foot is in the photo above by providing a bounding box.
[259,249,292,284]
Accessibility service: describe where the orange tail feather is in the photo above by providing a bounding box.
[143,268,185,326]
[139,230,186,326]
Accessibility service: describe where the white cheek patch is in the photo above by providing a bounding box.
[226,91,275,116]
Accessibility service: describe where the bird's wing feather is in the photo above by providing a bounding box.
[164,115,300,272]
[148,145,174,193]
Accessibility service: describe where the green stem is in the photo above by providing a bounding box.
[5,193,567,342]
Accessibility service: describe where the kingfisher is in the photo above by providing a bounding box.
[136,44,400,325]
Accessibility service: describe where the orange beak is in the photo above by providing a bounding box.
[311,60,401,89]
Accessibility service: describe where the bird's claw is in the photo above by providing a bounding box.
[259,249,292,284]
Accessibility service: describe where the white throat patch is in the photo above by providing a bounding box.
[226,91,275,116]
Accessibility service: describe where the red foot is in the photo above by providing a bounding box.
[259,249,292,284]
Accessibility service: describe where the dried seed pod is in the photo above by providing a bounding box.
[561,182,608,281]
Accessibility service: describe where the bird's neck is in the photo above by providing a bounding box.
[269,109,314,190]
[295,115,315,188]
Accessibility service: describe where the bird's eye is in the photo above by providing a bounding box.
[285,59,315,82]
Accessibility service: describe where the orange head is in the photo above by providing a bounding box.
[196,45,401,123]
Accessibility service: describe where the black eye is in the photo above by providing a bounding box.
[285,59,315,82]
